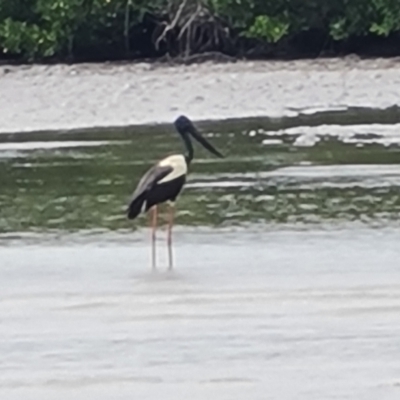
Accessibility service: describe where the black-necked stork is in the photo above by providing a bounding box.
[127,115,224,269]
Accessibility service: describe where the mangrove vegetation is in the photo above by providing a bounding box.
[1,0,400,62]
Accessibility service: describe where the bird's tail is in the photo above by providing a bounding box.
[127,194,145,220]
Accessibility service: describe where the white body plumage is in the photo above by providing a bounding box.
[158,154,187,183]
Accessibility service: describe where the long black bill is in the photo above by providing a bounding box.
[189,127,224,158]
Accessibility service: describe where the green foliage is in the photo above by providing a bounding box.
[243,15,289,43]
[0,18,57,60]
[1,0,400,61]
[329,0,400,40]
[0,0,166,60]
[370,0,400,36]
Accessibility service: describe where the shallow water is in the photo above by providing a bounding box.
[1,229,400,399]
[1,119,400,399]
[1,120,400,231]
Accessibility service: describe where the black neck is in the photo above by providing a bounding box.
[181,133,194,164]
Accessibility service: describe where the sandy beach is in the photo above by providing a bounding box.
[1,57,400,134]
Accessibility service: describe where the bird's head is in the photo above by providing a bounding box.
[174,115,224,158]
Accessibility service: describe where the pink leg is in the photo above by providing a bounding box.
[150,205,158,269]
[167,203,175,269]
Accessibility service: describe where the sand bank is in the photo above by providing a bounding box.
[1,57,400,134]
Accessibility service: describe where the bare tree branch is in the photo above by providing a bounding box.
[155,0,189,50]
[153,0,231,59]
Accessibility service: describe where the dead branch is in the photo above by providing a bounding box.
[154,0,232,58]
[155,0,189,50]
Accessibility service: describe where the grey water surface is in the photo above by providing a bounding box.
[1,117,400,399]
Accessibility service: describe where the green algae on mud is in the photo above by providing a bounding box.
[1,116,400,233]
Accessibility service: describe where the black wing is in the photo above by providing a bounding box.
[130,164,173,200]
[127,164,173,219]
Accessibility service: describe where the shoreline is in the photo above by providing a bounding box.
[0,219,398,245]
[1,106,400,141]
[1,57,400,134]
